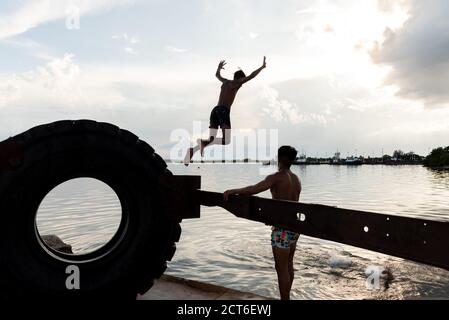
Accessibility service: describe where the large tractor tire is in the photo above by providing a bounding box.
[0,120,181,299]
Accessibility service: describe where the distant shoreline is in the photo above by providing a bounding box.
[166,160,425,166]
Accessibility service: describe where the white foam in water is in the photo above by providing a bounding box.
[329,256,352,268]
[364,265,385,276]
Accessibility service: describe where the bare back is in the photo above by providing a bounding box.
[270,170,301,202]
[217,80,242,109]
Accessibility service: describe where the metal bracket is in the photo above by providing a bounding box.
[160,175,201,221]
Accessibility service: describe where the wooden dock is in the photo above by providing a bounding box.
[138,275,269,300]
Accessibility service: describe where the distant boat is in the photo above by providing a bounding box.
[293,154,307,165]
[345,156,362,165]
[332,151,341,164]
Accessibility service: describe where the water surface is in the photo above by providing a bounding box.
[37,164,449,299]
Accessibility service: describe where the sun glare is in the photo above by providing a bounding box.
[291,1,410,87]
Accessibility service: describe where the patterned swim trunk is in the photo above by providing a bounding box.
[271,227,299,249]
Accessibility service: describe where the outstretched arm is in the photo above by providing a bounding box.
[216,60,228,83]
[235,56,267,84]
[224,172,277,201]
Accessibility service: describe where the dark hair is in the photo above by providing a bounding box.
[278,146,298,167]
[234,70,246,80]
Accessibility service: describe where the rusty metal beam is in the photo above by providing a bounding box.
[197,190,449,271]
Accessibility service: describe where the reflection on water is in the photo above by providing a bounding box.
[36,178,122,254]
[36,165,449,299]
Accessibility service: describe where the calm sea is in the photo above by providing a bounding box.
[36,164,449,299]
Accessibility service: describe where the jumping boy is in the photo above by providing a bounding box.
[184,57,267,165]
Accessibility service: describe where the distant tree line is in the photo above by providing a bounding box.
[424,147,449,168]
[390,150,423,162]
[375,150,423,164]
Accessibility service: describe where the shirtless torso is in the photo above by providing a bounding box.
[217,81,242,109]
[269,170,301,202]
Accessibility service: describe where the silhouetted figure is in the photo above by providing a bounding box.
[184,57,267,165]
[224,146,301,300]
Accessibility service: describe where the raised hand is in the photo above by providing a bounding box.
[262,56,267,68]
[218,60,227,70]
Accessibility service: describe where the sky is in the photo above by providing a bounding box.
[0,0,448,160]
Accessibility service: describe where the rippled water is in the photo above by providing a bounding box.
[36,179,122,254]
[36,164,449,300]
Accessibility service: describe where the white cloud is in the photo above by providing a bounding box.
[0,82,20,108]
[0,54,127,110]
[260,85,331,125]
[165,46,188,54]
[112,32,140,55]
[0,53,222,115]
[371,0,449,108]
[377,0,409,13]
[249,32,258,39]
[124,47,138,55]
[112,33,140,44]
[16,53,81,97]
[0,0,138,39]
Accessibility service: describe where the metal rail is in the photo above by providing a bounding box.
[197,190,449,271]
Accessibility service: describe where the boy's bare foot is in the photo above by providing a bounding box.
[183,147,194,166]
[198,139,206,157]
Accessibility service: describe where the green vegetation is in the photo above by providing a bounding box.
[424,147,449,168]
[392,150,423,162]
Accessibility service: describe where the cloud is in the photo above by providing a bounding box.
[0,52,222,114]
[112,32,140,55]
[25,54,81,97]
[377,0,409,13]
[0,0,138,39]
[260,84,332,125]
[0,83,20,108]
[0,53,128,110]
[112,33,140,44]
[165,46,187,54]
[296,5,336,15]
[371,0,449,108]
[124,47,138,55]
[0,53,223,155]
[260,86,303,124]
[249,32,259,39]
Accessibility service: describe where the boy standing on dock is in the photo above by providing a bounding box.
[184,57,267,165]
[224,146,301,300]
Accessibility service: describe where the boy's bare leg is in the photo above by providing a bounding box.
[272,246,292,300]
[222,126,231,145]
[199,128,218,156]
[200,126,231,153]
[185,126,223,165]
[288,243,297,292]
[183,145,200,166]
